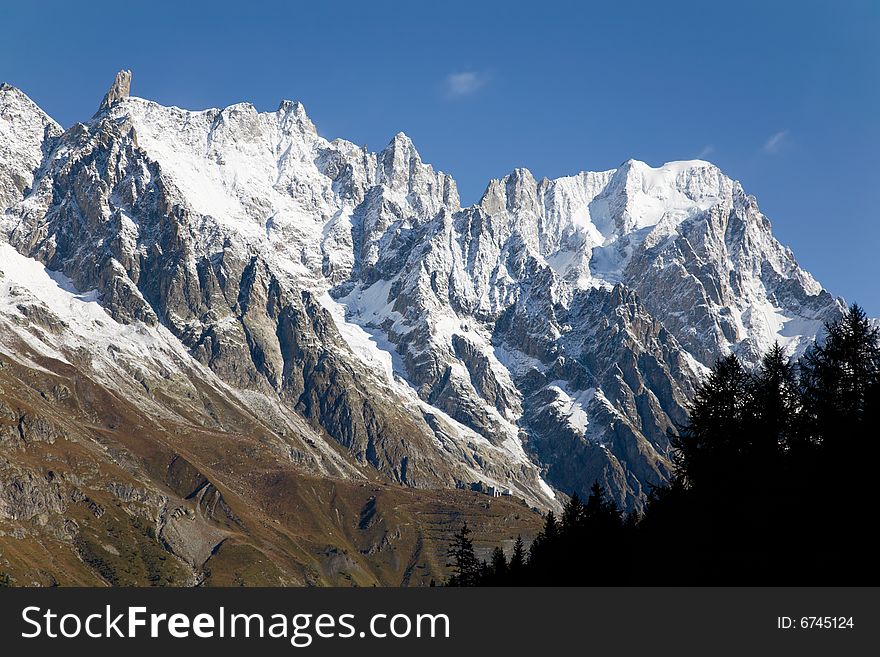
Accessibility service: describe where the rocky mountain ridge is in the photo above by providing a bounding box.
[0,72,846,583]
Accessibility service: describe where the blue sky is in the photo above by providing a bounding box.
[2,0,878,313]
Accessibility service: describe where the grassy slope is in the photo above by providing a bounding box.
[0,347,543,587]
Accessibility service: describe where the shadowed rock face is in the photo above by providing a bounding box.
[0,67,847,562]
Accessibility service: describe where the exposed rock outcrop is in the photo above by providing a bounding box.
[98,69,132,111]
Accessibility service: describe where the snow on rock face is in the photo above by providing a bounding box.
[0,71,848,511]
[0,84,62,212]
[377,132,460,214]
[109,97,332,266]
[0,241,189,394]
[468,157,841,364]
[617,169,841,365]
[0,243,364,479]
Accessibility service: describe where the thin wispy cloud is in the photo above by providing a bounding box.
[696,145,715,159]
[763,130,788,154]
[443,71,487,99]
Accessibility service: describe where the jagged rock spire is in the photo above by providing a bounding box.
[99,70,132,110]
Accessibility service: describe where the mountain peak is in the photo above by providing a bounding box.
[388,131,414,149]
[277,98,304,112]
[277,99,316,135]
[0,82,32,101]
[507,166,536,183]
[379,131,420,169]
[99,69,132,111]
[619,158,718,175]
[608,158,728,200]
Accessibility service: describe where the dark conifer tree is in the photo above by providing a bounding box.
[561,492,585,529]
[526,511,560,582]
[583,483,621,530]
[489,546,508,584]
[750,342,800,458]
[667,354,757,580]
[543,510,559,542]
[446,523,480,586]
[800,304,880,446]
[672,354,752,491]
[509,535,526,584]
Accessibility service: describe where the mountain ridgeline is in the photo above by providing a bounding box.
[0,72,854,585]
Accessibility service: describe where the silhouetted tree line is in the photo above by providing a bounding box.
[447,305,880,585]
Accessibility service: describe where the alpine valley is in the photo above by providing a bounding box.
[0,72,844,585]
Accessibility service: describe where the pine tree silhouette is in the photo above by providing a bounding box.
[446,522,480,586]
[672,354,752,491]
[489,546,508,584]
[526,511,560,582]
[543,510,559,542]
[750,342,800,458]
[800,304,880,446]
[561,491,585,528]
[509,535,526,584]
[584,483,620,529]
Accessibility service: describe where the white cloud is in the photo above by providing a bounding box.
[763,130,788,154]
[443,71,487,99]
[696,145,715,159]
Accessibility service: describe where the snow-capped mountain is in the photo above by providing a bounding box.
[1,71,844,525]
